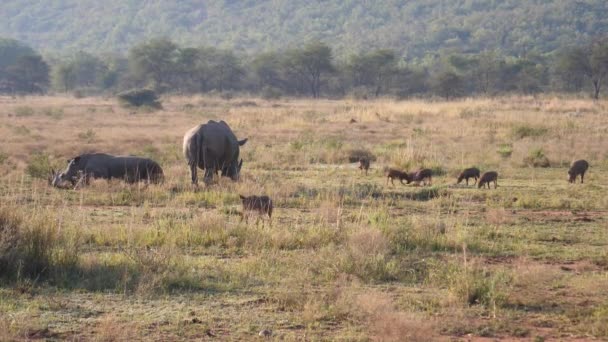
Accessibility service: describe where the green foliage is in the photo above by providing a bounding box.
[0,38,36,70]
[0,1,606,60]
[117,88,162,108]
[26,152,53,179]
[497,144,513,158]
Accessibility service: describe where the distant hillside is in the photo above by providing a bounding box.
[0,0,607,57]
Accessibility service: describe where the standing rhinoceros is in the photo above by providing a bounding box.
[51,153,164,188]
[183,120,248,185]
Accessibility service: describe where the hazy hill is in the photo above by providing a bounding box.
[0,0,607,57]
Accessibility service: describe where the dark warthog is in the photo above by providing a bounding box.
[51,153,164,188]
[358,157,370,175]
[411,168,433,186]
[385,168,410,185]
[240,195,273,222]
[183,120,248,186]
[478,171,498,189]
[457,167,480,186]
[568,159,589,183]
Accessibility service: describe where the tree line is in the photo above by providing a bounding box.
[1,37,608,99]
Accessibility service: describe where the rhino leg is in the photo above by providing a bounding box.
[189,163,198,185]
[203,168,215,186]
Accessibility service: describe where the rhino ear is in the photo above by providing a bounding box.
[238,138,248,146]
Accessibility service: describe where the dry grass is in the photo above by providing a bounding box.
[1,94,607,340]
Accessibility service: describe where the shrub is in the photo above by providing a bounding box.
[26,152,53,179]
[511,124,548,139]
[523,148,550,168]
[347,149,376,163]
[117,88,162,108]
[497,144,513,158]
[14,106,35,117]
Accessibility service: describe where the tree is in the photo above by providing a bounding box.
[286,41,334,98]
[251,52,283,90]
[558,39,608,99]
[51,52,111,92]
[128,38,179,91]
[0,38,36,70]
[432,71,464,100]
[5,55,49,93]
[347,49,398,97]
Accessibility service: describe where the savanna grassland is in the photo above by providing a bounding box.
[1,95,608,341]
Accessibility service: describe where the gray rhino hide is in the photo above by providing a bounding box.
[53,153,164,187]
[183,120,247,185]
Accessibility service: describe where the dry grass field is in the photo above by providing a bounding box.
[0,94,607,341]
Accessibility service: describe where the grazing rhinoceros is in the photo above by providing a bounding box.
[183,120,247,185]
[50,153,164,188]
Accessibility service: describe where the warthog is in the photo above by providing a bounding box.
[457,167,480,185]
[568,159,589,183]
[183,120,248,186]
[51,153,164,188]
[385,168,410,185]
[358,158,370,175]
[410,168,433,186]
[240,195,273,222]
[478,171,498,189]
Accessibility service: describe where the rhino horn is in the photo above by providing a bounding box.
[238,138,248,146]
[239,159,243,168]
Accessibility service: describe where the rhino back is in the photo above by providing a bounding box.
[200,121,240,163]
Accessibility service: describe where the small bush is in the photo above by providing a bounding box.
[523,148,550,168]
[497,144,513,158]
[347,149,376,163]
[14,106,35,117]
[117,88,162,108]
[511,124,548,139]
[26,152,53,179]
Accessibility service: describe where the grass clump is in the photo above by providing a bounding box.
[0,207,79,281]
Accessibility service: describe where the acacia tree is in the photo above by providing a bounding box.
[5,55,49,93]
[347,49,397,97]
[558,39,608,99]
[287,41,334,98]
[128,38,178,91]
